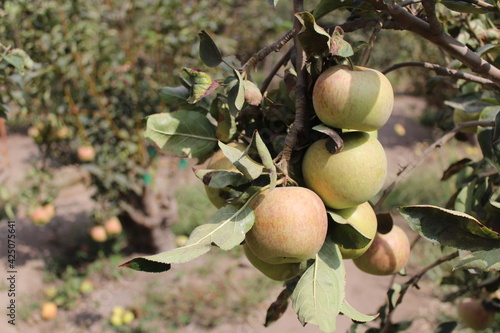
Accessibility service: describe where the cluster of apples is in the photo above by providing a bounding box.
[203,65,411,281]
[89,216,123,243]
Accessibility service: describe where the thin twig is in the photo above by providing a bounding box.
[374,120,496,211]
[382,61,498,89]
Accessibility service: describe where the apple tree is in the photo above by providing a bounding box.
[121,0,500,332]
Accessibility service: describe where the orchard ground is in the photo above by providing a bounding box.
[0,96,481,332]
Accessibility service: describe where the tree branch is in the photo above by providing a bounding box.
[382,61,499,89]
[362,0,500,87]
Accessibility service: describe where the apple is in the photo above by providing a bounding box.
[243,244,300,281]
[331,202,378,259]
[77,145,95,162]
[204,142,246,208]
[89,225,107,242]
[313,65,394,131]
[457,298,495,330]
[175,235,189,247]
[30,203,56,226]
[104,216,122,235]
[41,302,58,320]
[353,225,410,275]
[453,108,481,133]
[56,126,70,139]
[79,279,94,294]
[302,131,387,209]
[122,310,135,324]
[245,186,328,264]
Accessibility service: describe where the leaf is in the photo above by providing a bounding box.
[441,0,488,14]
[399,205,500,251]
[340,299,378,323]
[268,0,279,8]
[314,0,353,20]
[478,106,500,173]
[387,283,402,311]
[441,158,472,181]
[312,124,343,154]
[218,141,264,180]
[444,92,493,114]
[227,69,245,115]
[198,30,223,67]
[433,321,458,333]
[144,110,218,159]
[182,68,220,104]
[453,248,500,271]
[295,12,330,57]
[291,240,345,333]
[328,210,372,250]
[253,130,277,191]
[265,288,291,327]
[3,54,24,70]
[121,205,254,272]
[215,98,237,142]
[195,169,248,188]
[330,26,354,58]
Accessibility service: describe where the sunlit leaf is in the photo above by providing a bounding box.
[253,130,277,191]
[219,141,264,180]
[453,248,500,271]
[340,299,378,323]
[198,30,223,67]
[121,205,254,272]
[144,110,218,159]
[399,205,500,251]
[291,240,345,333]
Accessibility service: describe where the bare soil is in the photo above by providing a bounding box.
[0,96,460,333]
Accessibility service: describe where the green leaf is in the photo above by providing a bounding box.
[121,205,254,272]
[453,248,500,271]
[198,30,223,67]
[158,85,209,112]
[144,110,218,159]
[227,70,245,114]
[253,130,277,191]
[441,0,488,14]
[478,106,500,173]
[340,299,378,323]
[3,54,24,70]
[314,0,353,20]
[291,240,345,333]
[182,68,220,104]
[295,12,330,57]
[218,141,264,180]
[215,98,237,142]
[399,205,500,251]
[328,210,372,250]
[433,321,458,333]
[195,169,248,188]
[444,92,494,114]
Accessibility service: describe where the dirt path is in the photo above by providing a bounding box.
[1,96,453,333]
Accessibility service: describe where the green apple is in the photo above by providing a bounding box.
[122,310,135,324]
[243,244,300,281]
[457,298,495,330]
[77,145,96,162]
[313,65,394,131]
[453,108,481,133]
[204,142,246,208]
[302,131,387,210]
[245,186,328,264]
[331,202,378,259]
[353,225,410,276]
[79,279,94,294]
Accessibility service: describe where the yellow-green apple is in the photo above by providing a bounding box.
[175,235,189,247]
[89,225,107,242]
[331,202,378,259]
[122,310,135,324]
[302,131,387,209]
[353,225,410,275]
[41,302,58,320]
[457,298,495,330]
[77,145,96,162]
[313,65,394,131]
[30,203,56,226]
[453,108,481,133]
[104,216,122,235]
[79,279,94,294]
[204,142,246,208]
[245,186,328,264]
[243,243,300,281]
